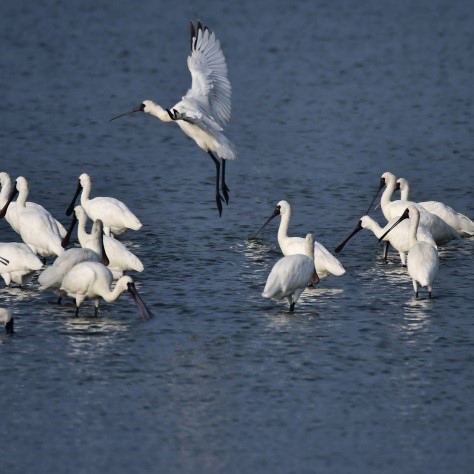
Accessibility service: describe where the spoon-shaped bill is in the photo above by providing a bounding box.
[0,186,18,219]
[61,214,78,248]
[365,177,385,215]
[98,223,110,267]
[334,221,363,253]
[0,256,9,265]
[127,282,154,320]
[378,208,410,242]
[252,207,281,239]
[66,181,82,216]
[109,103,145,122]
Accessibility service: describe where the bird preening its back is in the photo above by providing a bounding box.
[110,21,236,217]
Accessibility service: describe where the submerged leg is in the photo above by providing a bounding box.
[413,280,419,299]
[208,151,224,217]
[289,302,295,312]
[382,241,389,262]
[57,296,62,305]
[221,159,230,205]
[75,306,80,317]
[94,299,100,317]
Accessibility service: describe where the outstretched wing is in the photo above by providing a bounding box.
[184,21,231,127]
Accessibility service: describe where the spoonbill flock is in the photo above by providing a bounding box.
[1,21,473,330]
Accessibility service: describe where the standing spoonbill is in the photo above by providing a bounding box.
[397,177,474,237]
[253,200,345,279]
[0,172,67,237]
[0,308,14,334]
[38,219,109,304]
[262,233,319,312]
[0,177,66,259]
[65,173,142,237]
[60,261,154,319]
[366,172,460,244]
[65,205,144,278]
[334,214,437,266]
[379,206,439,299]
[109,21,236,217]
[0,243,43,286]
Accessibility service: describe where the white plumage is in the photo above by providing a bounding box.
[0,242,43,286]
[254,200,345,279]
[397,177,474,237]
[0,172,67,237]
[263,233,319,311]
[65,173,142,237]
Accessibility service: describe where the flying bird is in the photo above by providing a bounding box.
[110,21,236,217]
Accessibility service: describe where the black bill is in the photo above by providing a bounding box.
[252,206,281,239]
[127,282,154,320]
[334,220,363,253]
[378,208,410,242]
[109,103,145,122]
[66,180,82,216]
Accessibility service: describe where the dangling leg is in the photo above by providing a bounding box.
[208,151,224,217]
[221,159,229,205]
[382,241,389,262]
[94,299,100,317]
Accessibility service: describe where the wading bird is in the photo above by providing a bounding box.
[60,261,154,319]
[0,308,14,334]
[1,177,66,259]
[254,200,345,279]
[262,233,319,312]
[65,173,142,237]
[397,177,474,237]
[0,243,43,286]
[0,172,67,237]
[379,206,439,299]
[109,21,236,217]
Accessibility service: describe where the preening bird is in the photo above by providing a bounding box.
[0,177,66,259]
[0,243,43,286]
[262,233,319,311]
[397,177,474,237]
[379,206,439,299]
[65,173,142,237]
[335,214,437,266]
[109,21,236,217]
[0,308,14,334]
[60,261,154,319]
[254,200,345,279]
[0,172,67,237]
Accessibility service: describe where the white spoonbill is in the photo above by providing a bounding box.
[65,173,142,237]
[0,308,14,334]
[334,215,437,266]
[0,177,66,259]
[109,21,236,217]
[262,233,319,312]
[66,205,144,278]
[397,177,474,237]
[0,172,67,237]
[366,172,460,244]
[60,261,154,319]
[253,200,345,279]
[0,243,43,286]
[38,219,109,303]
[379,206,439,299]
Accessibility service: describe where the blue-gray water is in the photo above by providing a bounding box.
[1,0,474,472]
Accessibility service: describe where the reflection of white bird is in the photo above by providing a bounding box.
[38,219,108,303]
[71,205,143,278]
[60,261,153,319]
[0,308,14,334]
[0,243,43,286]
[369,172,460,244]
[0,172,67,237]
[397,177,474,237]
[262,233,319,312]
[254,200,345,279]
[379,206,439,299]
[335,214,437,266]
[65,173,142,237]
[109,21,235,217]
[0,177,66,258]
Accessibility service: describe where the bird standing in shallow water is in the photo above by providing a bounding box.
[110,21,236,217]
[0,308,14,334]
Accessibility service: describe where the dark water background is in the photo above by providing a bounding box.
[1,0,474,472]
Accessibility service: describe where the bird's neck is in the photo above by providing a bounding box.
[364,217,384,239]
[400,184,409,201]
[147,102,173,122]
[102,278,128,303]
[277,211,291,245]
[80,181,91,206]
[381,182,396,219]
[16,188,28,209]
[409,214,419,248]
[77,214,90,247]
[0,179,12,207]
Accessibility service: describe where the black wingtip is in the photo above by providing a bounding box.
[190,21,196,50]
[197,20,203,32]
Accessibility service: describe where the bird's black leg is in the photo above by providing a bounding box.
[42,257,47,265]
[75,306,80,317]
[221,159,230,205]
[382,241,389,262]
[57,296,62,305]
[289,302,295,312]
[208,151,224,217]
